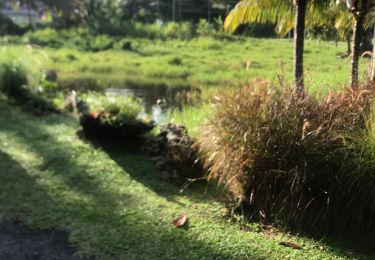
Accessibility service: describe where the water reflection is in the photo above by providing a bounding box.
[152,102,163,124]
[106,85,200,123]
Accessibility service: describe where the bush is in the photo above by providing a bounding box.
[82,93,143,124]
[0,63,28,99]
[0,62,56,113]
[87,34,114,52]
[79,92,154,140]
[25,28,63,48]
[196,19,216,36]
[198,78,375,239]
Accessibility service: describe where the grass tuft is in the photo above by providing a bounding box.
[198,78,375,239]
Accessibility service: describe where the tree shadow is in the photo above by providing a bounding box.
[0,108,260,259]
[97,140,224,206]
[1,101,372,259]
[0,150,92,259]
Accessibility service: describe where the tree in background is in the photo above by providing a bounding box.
[345,0,372,87]
[224,0,331,91]
[366,8,375,81]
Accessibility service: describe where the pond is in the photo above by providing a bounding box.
[105,84,201,124]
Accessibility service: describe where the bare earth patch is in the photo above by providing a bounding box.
[0,221,93,260]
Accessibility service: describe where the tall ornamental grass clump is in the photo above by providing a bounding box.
[198,78,375,239]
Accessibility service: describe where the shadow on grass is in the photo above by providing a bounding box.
[97,140,223,206]
[0,105,253,259]
[0,100,372,259]
[0,150,93,260]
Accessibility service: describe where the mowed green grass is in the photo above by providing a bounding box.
[2,37,369,94]
[0,97,373,259]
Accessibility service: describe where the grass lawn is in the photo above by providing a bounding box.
[0,97,374,259]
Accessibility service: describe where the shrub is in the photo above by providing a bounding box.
[25,28,63,48]
[197,78,375,239]
[0,62,56,113]
[86,35,115,52]
[196,19,216,37]
[0,63,28,99]
[82,92,143,124]
[79,92,154,140]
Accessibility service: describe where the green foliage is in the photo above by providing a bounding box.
[0,51,56,113]
[3,37,365,93]
[25,28,63,48]
[82,92,143,124]
[0,62,28,99]
[196,19,216,36]
[39,70,59,93]
[88,34,114,52]
[24,28,117,51]
[198,79,375,239]
[224,0,331,36]
[166,103,212,137]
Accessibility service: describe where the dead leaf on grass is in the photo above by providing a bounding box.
[172,215,187,228]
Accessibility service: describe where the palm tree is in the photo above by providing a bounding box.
[305,1,375,87]
[366,11,375,81]
[225,0,331,91]
[346,0,375,88]
[345,0,370,88]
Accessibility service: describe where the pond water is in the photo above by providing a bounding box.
[105,85,201,124]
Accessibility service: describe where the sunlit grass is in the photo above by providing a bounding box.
[0,97,372,259]
[2,37,369,93]
[166,103,212,137]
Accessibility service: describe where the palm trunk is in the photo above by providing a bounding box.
[371,25,375,81]
[350,14,364,88]
[294,0,307,92]
[347,35,351,56]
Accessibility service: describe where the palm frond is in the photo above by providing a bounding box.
[224,0,291,33]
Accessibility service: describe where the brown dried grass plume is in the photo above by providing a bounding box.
[198,78,375,238]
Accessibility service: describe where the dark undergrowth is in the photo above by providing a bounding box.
[0,62,57,114]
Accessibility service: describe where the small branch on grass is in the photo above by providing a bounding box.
[179,177,208,193]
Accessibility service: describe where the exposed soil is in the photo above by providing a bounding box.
[0,221,93,260]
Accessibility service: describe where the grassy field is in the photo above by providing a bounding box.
[0,96,373,259]
[1,35,375,258]
[2,37,369,94]
[2,37,370,133]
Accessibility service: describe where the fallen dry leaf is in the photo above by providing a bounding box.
[279,242,303,250]
[172,215,187,228]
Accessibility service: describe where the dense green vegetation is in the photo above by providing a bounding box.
[2,34,369,93]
